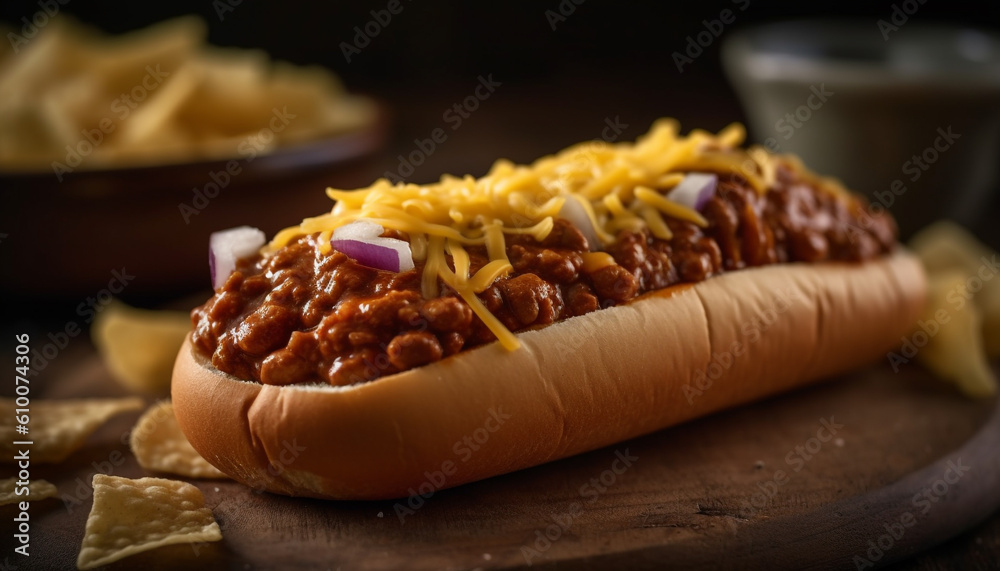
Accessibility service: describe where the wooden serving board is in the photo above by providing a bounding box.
[3,349,998,570]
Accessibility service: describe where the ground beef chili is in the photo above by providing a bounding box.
[191,170,896,387]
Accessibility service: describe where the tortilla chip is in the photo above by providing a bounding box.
[0,16,374,171]
[131,401,228,479]
[92,301,191,393]
[77,474,221,570]
[916,272,998,398]
[0,477,58,505]
[0,397,144,463]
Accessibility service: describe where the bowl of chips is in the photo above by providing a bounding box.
[0,17,387,298]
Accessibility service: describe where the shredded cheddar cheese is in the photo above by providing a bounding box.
[266,119,842,350]
[581,252,616,273]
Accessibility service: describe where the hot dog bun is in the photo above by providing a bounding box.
[172,250,925,500]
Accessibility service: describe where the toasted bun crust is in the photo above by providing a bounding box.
[172,251,925,500]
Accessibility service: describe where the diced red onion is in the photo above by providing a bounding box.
[209,226,266,290]
[331,221,414,272]
[558,196,602,251]
[669,173,718,211]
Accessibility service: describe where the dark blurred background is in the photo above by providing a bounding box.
[2,0,999,308]
[4,1,996,86]
[2,4,1000,569]
[3,0,997,180]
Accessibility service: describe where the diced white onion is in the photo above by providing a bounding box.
[669,173,718,211]
[331,220,414,272]
[558,195,602,251]
[209,226,266,291]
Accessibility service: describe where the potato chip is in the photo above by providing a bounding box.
[77,474,221,570]
[915,271,998,398]
[910,221,1000,361]
[118,61,200,146]
[0,20,81,99]
[0,16,375,171]
[92,301,191,393]
[909,220,995,274]
[0,477,58,505]
[131,401,228,479]
[90,16,204,96]
[0,397,144,463]
[40,87,81,147]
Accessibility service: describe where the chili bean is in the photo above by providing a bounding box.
[421,296,474,332]
[591,265,638,304]
[387,331,443,370]
[233,304,298,356]
[703,196,742,270]
[191,169,897,386]
[440,331,465,356]
[500,274,564,326]
[566,283,599,316]
[260,349,313,386]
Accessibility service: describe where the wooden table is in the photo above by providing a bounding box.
[4,73,1000,569]
[3,340,998,570]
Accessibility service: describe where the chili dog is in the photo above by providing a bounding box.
[172,120,925,500]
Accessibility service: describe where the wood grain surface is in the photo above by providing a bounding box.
[1,346,998,571]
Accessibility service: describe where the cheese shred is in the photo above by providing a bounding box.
[267,119,834,350]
